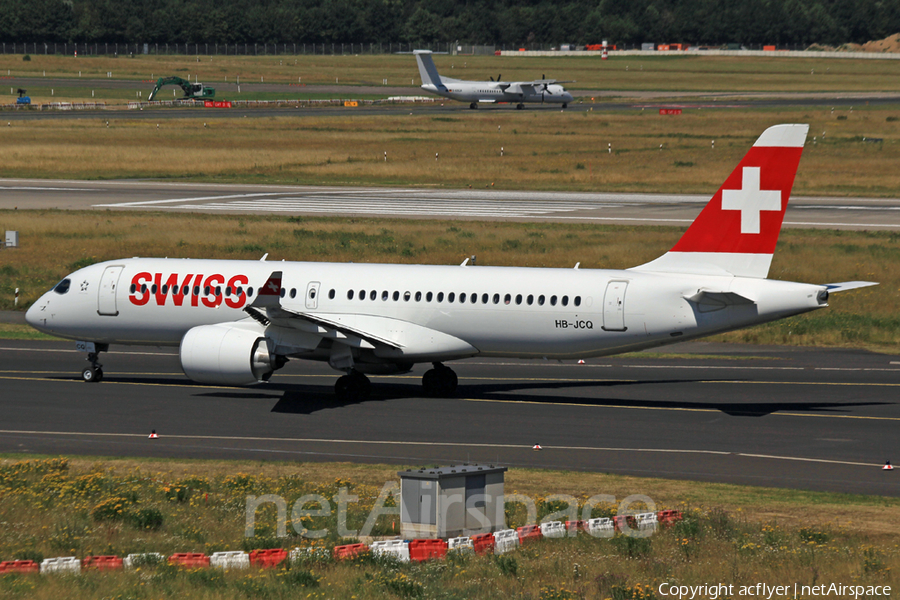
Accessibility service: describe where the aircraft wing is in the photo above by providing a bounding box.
[822,281,878,293]
[245,272,477,359]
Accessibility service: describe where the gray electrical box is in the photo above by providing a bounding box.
[398,464,507,539]
[5,231,18,248]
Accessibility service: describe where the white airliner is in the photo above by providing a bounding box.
[27,124,875,399]
[415,50,574,110]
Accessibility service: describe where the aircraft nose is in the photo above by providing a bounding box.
[25,293,50,331]
[25,298,40,327]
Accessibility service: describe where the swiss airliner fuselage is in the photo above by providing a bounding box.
[25,125,876,398]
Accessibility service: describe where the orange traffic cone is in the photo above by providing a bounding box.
[883,461,893,471]
[148,430,159,439]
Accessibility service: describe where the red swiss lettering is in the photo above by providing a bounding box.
[129,272,152,306]
[225,274,249,309]
[190,274,203,307]
[202,274,225,308]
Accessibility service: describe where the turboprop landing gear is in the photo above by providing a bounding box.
[81,343,109,382]
[422,362,458,397]
[516,103,524,110]
[335,370,371,401]
[469,102,478,110]
[562,103,568,109]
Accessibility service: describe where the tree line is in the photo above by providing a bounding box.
[2,0,897,48]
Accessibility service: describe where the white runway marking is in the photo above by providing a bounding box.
[90,191,900,227]
[0,429,880,468]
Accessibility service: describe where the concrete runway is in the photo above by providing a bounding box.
[1,339,898,496]
[2,178,899,230]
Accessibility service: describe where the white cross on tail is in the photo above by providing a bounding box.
[721,167,781,234]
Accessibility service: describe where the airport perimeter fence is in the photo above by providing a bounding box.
[0,42,502,57]
[2,41,851,57]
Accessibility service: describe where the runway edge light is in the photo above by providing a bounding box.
[148,430,159,439]
[883,461,893,471]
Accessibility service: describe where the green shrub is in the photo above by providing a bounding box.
[129,507,164,530]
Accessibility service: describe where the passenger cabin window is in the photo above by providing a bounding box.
[329,289,335,299]
[538,295,545,306]
[562,295,569,306]
[404,291,411,301]
[370,290,377,301]
[426,292,433,302]
[53,278,71,295]
[393,291,400,301]
[415,291,422,301]
[348,290,355,300]
[448,292,455,303]
[492,294,500,305]
[482,293,489,304]
[574,296,581,307]
[437,292,444,302]
[515,294,523,305]
[247,287,254,297]
[470,293,477,303]
[550,295,558,306]
[527,294,534,305]
[290,288,297,299]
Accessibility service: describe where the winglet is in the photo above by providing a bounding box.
[250,271,283,308]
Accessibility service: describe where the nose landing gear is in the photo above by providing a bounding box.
[422,362,458,397]
[81,343,109,382]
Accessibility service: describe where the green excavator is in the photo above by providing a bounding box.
[147,76,215,101]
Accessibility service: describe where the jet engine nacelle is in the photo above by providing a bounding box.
[180,324,276,386]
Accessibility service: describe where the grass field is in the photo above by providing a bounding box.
[0,211,895,349]
[1,108,900,196]
[3,53,900,96]
[0,456,897,600]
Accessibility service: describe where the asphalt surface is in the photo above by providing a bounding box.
[2,179,899,230]
[1,339,898,496]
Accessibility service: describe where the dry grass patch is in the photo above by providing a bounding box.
[2,108,900,195]
[4,53,900,94]
[0,456,898,599]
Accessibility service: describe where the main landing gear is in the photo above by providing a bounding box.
[422,362,458,397]
[335,370,371,401]
[81,343,109,383]
[516,103,524,110]
[469,102,478,110]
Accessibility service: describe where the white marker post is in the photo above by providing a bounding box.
[14,288,18,307]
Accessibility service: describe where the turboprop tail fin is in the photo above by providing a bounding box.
[414,50,444,88]
[632,123,808,278]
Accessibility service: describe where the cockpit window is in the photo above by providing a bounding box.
[53,278,71,295]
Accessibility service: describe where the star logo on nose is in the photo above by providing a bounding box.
[80,281,89,292]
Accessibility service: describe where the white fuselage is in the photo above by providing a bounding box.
[422,81,573,106]
[27,257,825,367]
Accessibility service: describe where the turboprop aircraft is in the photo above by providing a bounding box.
[414,49,574,109]
[27,124,875,400]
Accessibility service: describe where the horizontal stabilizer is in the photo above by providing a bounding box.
[684,289,755,313]
[684,289,755,305]
[823,281,879,293]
